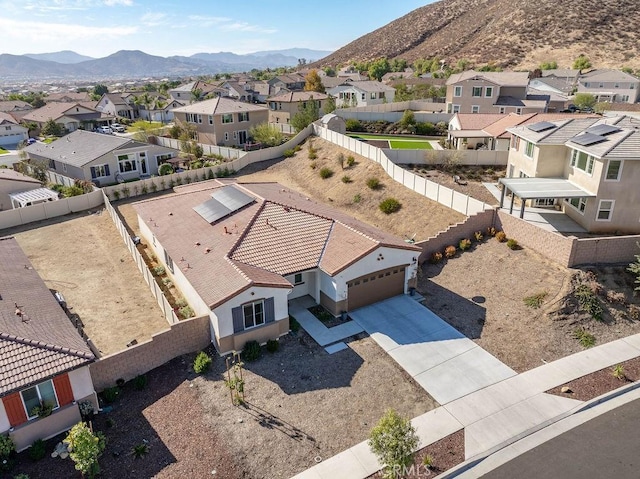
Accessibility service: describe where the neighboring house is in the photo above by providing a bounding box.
[504,115,640,233]
[267,90,328,124]
[0,112,28,146]
[0,169,42,210]
[528,77,574,96]
[267,74,306,93]
[250,81,272,103]
[24,130,179,185]
[0,100,33,122]
[45,92,92,103]
[171,97,269,146]
[22,102,111,134]
[381,69,415,83]
[446,71,546,114]
[95,93,136,120]
[327,81,396,108]
[541,69,580,82]
[577,69,640,104]
[133,181,420,354]
[0,237,97,452]
[139,98,185,123]
[222,81,256,102]
[527,88,567,112]
[447,113,509,149]
[168,81,222,103]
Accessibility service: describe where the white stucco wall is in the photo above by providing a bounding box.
[0,399,10,433]
[285,270,315,300]
[213,286,290,338]
[68,367,95,400]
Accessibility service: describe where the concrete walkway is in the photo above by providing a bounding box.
[288,296,364,352]
[292,324,640,479]
[349,296,516,404]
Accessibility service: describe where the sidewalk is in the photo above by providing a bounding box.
[292,332,640,479]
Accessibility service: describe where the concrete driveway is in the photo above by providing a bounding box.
[349,295,516,404]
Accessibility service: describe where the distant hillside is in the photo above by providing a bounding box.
[24,50,94,64]
[315,0,640,70]
[0,48,334,81]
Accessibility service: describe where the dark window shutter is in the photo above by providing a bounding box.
[90,167,96,179]
[3,392,27,427]
[232,306,244,333]
[265,297,275,323]
[53,373,74,406]
[105,164,110,176]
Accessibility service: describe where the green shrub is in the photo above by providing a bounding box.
[366,177,382,190]
[495,231,507,242]
[346,155,355,168]
[474,231,483,242]
[459,238,472,251]
[612,364,626,380]
[319,167,334,179]
[574,328,596,348]
[524,291,548,309]
[28,439,46,462]
[266,339,279,353]
[243,340,261,362]
[345,119,362,131]
[121,186,130,198]
[486,227,497,236]
[134,374,147,390]
[575,284,603,321]
[152,265,166,275]
[353,193,362,203]
[175,297,187,308]
[506,238,519,250]
[444,245,456,258]
[308,151,318,160]
[102,386,119,403]
[132,443,149,459]
[193,351,212,374]
[158,163,174,176]
[369,409,418,479]
[337,152,345,169]
[341,175,352,183]
[0,434,15,458]
[283,149,295,158]
[379,198,401,214]
[179,305,194,318]
[294,145,302,152]
[162,277,173,288]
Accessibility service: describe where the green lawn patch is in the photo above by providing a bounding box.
[389,140,433,150]
[42,137,56,144]
[0,147,9,155]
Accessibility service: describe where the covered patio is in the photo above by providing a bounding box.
[448,129,494,150]
[9,187,59,209]
[498,177,596,219]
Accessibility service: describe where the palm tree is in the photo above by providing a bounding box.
[154,99,167,123]
[190,88,202,104]
[134,92,153,122]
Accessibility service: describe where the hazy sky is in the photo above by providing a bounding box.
[0,0,433,58]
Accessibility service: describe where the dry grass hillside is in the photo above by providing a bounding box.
[315,0,640,70]
[238,137,465,241]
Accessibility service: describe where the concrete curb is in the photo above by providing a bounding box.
[435,382,640,478]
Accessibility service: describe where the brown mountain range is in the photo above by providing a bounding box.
[315,0,640,70]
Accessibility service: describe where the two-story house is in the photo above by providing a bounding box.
[95,93,136,120]
[503,115,640,233]
[267,74,306,94]
[0,112,29,146]
[267,91,328,125]
[326,81,395,108]
[168,81,224,104]
[171,97,269,146]
[576,70,640,104]
[0,100,33,122]
[446,71,547,115]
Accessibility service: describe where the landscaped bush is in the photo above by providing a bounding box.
[152,265,166,275]
[353,193,362,203]
[266,339,279,353]
[193,351,212,374]
[308,150,317,160]
[574,328,596,348]
[474,231,484,242]
[341,175,352,183]
[158,163,174,176]
[444,245,457,258]
[132,443,149,459]
[459,238,472,251]
[430,252,443,264]
[346,155,356,168]
[175,297,187,308]
[506,238,519,250]
[179,305,194,318]
[345,119,362,131]
[486,227,497,236]
[366,177,382,190]
[28,439,46,461]
[283,149,295,158]
[495,231,507,242]
[575,284,604,321]
[319,167,334,179]
[612,364,626,380]
[0,434,15,459]
[102,386,119,403]
[523,291,548,309]
[243,340,262,362]
[289,315,301,333]
[134,374,147,390]
[379,198,401,214]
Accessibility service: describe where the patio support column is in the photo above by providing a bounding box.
[500,185,506,208]
[509,191,515,214]
[520,199,526,219]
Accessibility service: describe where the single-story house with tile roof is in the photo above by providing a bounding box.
[133,181,420,354]
[21,102,112,134]
[0,101,33,123]
[0,169,43,211]
[0,112,29,146]
[23,130,179,186]
[267,90,329,124]
[0,237,97,452]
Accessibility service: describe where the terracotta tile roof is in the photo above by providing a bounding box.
[171,96,268,115]
[0,238,94,396]
[482,113,536,138]
[267,91,328,103]
[455,113,508,130]
[133,181,419,309]
[22,102,98,123]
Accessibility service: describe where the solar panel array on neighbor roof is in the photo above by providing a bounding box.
[571,132,608,147]
[585,124,622,136]
[193,185,254,224]
[527,121,557,132]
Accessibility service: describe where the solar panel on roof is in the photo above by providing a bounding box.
[571,132,607,147]
[212,185,254,212]
[585,124,621,136]
[527,121,556,132]
[193,198,231,224]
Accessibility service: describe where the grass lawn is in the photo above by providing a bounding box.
[348,133,434,150]
[42,137,56,144]
[0,147,8,155]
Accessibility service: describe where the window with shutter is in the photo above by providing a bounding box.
[2,392,27,427]
[232,306,244,333]
[265,297,275,323]
[53,373,74,406]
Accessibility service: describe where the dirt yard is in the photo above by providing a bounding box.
[9,331,437,479]
[4,210,168,356]
[420,237,640,372]
[238,137,466,242]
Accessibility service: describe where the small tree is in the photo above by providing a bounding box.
[304,69,325,93]
[249,122,284,147]
[65,422,106,479]
[324,95,337,114]
[41,118,64,137]
[574,93,596,110]
[628,243,640,291]
[399,110,416,129]
[573,55,592,71]
[291,97,320,132]
[369,409,419,478]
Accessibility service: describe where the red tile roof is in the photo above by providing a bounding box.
[0,238,94,396]
[133,181,419,309]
